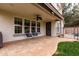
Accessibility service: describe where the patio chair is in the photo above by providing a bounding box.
[32,32,38,36]
[25,33,32,37]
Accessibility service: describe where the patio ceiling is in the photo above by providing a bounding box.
[0,3,57,21]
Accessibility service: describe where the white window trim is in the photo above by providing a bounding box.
[14,17,23,35]
[14,17,41,36]
[31,20,36,33]
[24,19,30,34]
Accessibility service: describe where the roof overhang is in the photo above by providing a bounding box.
[38,3,64,20]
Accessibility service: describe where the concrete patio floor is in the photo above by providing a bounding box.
[0,36,77,56]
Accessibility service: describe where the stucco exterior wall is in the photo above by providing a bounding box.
[0,10,46,42]
[0,9,63,43]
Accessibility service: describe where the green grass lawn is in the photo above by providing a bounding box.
[53,41,79,56]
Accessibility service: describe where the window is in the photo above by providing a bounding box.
[24,27,30,33]
[24,19,30,33]
[31,21,36,33]
[14,17,41,35]
[15,26,22,33]
[32,21,36,26]
[24,19,30,26]
[37,28,40,32]
[31,27,36,33]
[14,17,22,25]
[57,21,60,33]
[37,22,40,32]
[14,17,22,34]
[37,22,40,27]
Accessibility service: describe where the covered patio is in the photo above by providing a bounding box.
[0,36,76,56]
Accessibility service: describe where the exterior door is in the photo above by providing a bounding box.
[46,22,51,36]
